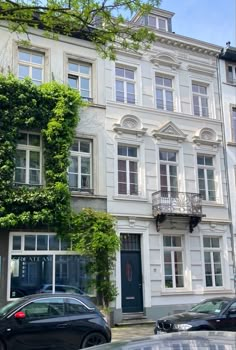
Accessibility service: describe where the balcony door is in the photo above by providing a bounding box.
[160,150,178,195]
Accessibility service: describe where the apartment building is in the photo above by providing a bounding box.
[0,8,234,324]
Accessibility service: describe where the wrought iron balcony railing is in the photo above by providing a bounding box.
[152,191,202,217]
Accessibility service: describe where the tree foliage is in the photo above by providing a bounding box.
[70,208,120,308]
[0,74,83,231]
[0,0,160,59]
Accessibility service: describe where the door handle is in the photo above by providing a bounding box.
[56,323,69,329]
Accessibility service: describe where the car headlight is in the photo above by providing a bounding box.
[173,324,192,331]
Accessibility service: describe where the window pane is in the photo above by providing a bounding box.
[156,76,163,85]
[80,64,90,74]
[163,236,171,247]
[159,151,167,161]
[19,51,31,62]
[25,235,36,250]
[49,235,60,250]
[10,255,53,298]
[192,84,198,93]
[118,159,126,170]
[70,141,79,152]
[206,275,213,287]
[169,165,177,176]
[18,133,27,145]
[30,151,40,169]
[197,156,204,165]
[164,78,172,87]
[80,77,89,90]
[19,65,29,79]
[118,183,127,194]
[127,93,135,104]
[158,18,166,30]
[213,252,221,263]
[125,69,134,80]
[29,134,40,147]
[172,236,181,247]
[69,174,78,188]
[129,161,137,172]
[15,169,26,183]
[81,175,90,188]
[215,275,223,286]
[160,164,167,175]
[205,263,212,274]
[13,236,21,250]
[32,67,42,81]
[212,238,220,248]
[203,237,211,248]
[29,169,40,184]
[81,157,90,174]
[16,150,26,167]
[80,141,90,153]
[69,157,78,173]
[164,251,171,262]
[208,191,216,201]
[55,255,90,294]
[164,263,172,275]
[175,275,184,288]
[68,76,77,89]
[130,184,138,195]
[69,63,79,72]
[165,276,173,288]
[32,53,43,64]
[37,235,48,251]
[116,67,124,77]
[128,147,137,157]
[148,15,156,27]
[200,86,207,95]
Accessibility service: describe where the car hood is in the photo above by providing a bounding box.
[158,312,214,323]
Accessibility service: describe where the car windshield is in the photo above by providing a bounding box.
[0,299,24,318]
[190,300,227,314]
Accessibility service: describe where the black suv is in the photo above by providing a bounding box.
[154,297,236,333]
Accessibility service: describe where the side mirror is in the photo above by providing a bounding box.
[14,311,26,319]
[228,308,236,316]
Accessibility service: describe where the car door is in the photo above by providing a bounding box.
[63,297,100,349]
[7,297,70,350]
[222,301,236,331]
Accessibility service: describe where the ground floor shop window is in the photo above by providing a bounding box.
[9,233,91,299]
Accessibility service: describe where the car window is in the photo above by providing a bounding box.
[0,299,24,318]
[190,300,228,314]
[21,298,65,319]
[228,301,236,310]
[65,298,89,315]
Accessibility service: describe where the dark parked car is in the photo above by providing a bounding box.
[90,331,236,349]
[154,297,236,334]
[38,284,86,295]
[0,293,111,350]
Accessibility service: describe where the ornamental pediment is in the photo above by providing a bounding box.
[150,53,181,69]
[193,128,222,147]
[113,115,147,137]
[152,121,187,142]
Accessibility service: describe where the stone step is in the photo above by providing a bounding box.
[116,314,155,327]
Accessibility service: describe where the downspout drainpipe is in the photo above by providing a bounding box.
[216,54,236,294]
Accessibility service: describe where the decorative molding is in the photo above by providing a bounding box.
[150,53,181,69]
[113,114,147,137]
[152,121,187,142]
[187,64,216,76]
[193,127,221,148]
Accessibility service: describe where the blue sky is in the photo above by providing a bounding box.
[160,0,235,47]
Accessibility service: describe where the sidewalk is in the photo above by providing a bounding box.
[111,324,154,342]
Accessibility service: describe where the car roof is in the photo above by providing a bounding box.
[19,293,94,306]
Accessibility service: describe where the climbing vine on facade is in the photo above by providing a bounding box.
[0,74,83,232]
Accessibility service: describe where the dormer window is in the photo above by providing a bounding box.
[147,15,168,31]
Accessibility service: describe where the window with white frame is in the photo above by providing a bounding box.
[156,75,174,111]
[118,144,138,195]
[163,235,184,288]
[147,15,168,31]
[231,107,236,142]
[68,61,92,101]
[115,66,136,104]
[18,49,44,85]
[226,64,236,84]
[9,233,91,299]
[15,132,42,185]
[192,83,209,117]
[159,150,178,194]
[203,236,223,287]
[68,139,92,192]
[197,155,216,201]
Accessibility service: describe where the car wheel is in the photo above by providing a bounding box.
[81,332,107,348]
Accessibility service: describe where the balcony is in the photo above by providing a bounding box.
[152,191,203,232]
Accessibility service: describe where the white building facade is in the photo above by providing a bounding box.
[0,8,235,323]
